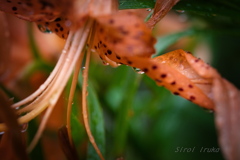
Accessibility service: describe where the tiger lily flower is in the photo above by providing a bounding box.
[1,0,240,160]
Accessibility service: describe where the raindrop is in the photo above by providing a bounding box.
[21,123,28,133]
[176,10,185,13]
[82,67,86,70]
[204,108,214,113]
[146,8,152,12]
[102,61,109,66]
[37,25,52,34]
[132,67,145,74]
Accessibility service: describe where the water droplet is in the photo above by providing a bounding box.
[176,10,185,13]
[37,25,52,34]
[102,61,109,66]
[204,108,213,113]
[0,131,5,135]
[82,67,86,70]
[146,8,152,12]
[132,67,144,74]
[21,123,28,133]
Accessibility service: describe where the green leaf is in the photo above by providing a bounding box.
[113,69,141,156]
[154,29,195,57]
[70,100,86,147]
[173,0,240,25]
[28,120,44,160]
[119,0,155,9]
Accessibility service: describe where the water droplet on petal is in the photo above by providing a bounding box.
[37,25,52,34]
[176,10,185,13]
[21,123,28,133]
[146,8,152,12]
[132,67,145,74]
[204,108,214,113]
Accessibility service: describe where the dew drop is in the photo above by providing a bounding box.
[132,67,145,74]
[176,10,185,13]
[204,108,213,113]
[21,123,28,133]
[37,25,52,34]
[146,8,152,12]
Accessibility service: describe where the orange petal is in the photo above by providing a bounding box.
[93,11,156,61]
[0,0,72,22]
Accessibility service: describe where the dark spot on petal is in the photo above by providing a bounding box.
[173,92,179,95]
[171,81,176,85]
[62,34,65,38]
[107,50,112,55]
[142,68,148,73]
[45,22,49,25]
[116,55,121,60]
[188,84,193,88]
[105,53,108,55]
[195,58,200,63]
[178,88,184,91]
[55,28,59,32]
[12,7,17,11]
[60,27,64,31]
[55,17,61,22]
[103,44,107,48]
[161,74,167,78]
[127,61,132,65]
[190,96,196,100]
[99,41,102,44]
[152,65,157,70]
[94,46,97,49]
[56,23,61,27]
[109,19,114,24]
[186,51,192,54]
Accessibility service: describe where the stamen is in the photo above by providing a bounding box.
[0,21,93,131]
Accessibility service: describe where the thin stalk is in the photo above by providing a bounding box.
[82,35,105,160]
[66,49,85,145]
